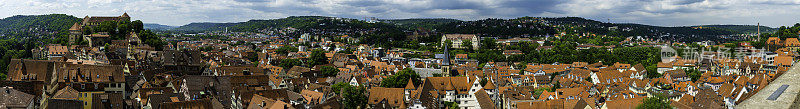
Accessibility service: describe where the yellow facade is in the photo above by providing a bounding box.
[78,91,103,109]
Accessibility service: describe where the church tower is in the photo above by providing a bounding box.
[442,46,451,77]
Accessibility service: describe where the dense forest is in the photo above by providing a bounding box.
[379,18,461,30]
[0,14,81,38]
[692,25,777,33]
[435,18,558,38]
[171,16,354,32]
[172,16,405,33]
[173,16,410,47]
[168,16,770,43]
[171,22,238,32]
[0,14,83,80]
[774,23,800,39]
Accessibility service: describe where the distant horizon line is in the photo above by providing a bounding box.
[16,13,775,28]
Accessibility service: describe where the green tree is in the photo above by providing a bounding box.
[637,94,672,109]
[138,30,166,50]
[443,101,459,109]
[246,52,258,64]
[480,38,497,50]
[380,68,422,88]
[444,40,453,50]
[338,47,354,54]
[132,20,144,33]
[275,59,302,69]
[308,49,329,66]
[646,64,661,78]
[685,68,701,82]
[462,40,473,52]
[533,87,552,97]
[94,21,118,35]
[331,82,348,94]
[480,77,488,86]
[334,82,367,109]
[275,46,298,54]
[320,66,340,77]
[116,21,131,40]
[0,72,6,80]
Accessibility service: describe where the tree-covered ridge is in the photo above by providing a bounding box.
[506,17,767,42]
[0,14,81,37]
[614,24,739,41]
[775,23,800,39]
[166,16,771,38]
[143,23,177,30]
[536,17,742,39]
[435,18,559,38]
[172,22,238,32]
[380,18,461,30]
[230,16,337,32]
[692,25,777,33]
[171,16,348,32]
[237,16,409,47]
[163,16,777,43]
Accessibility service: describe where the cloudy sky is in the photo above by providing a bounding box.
[1,0,799,27]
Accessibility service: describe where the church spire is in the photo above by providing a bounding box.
[405,79,415,90]
[443,46,450,66]
[442,45,452,77]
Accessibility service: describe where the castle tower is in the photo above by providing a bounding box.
[68,22,82,44]
[120,12,130,21]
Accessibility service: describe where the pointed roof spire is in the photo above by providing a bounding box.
[442,46,450,66]
[405,79,415,89]
[69,22,81,31]
[121,12,130,18]
[484,79,496,90]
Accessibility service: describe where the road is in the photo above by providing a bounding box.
[736,62,800,109]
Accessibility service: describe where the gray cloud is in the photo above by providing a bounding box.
[672,0,705,5]
[343,0,385,7]
[499,0,565,14]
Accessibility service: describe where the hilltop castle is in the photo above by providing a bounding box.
[68,13,131,46]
